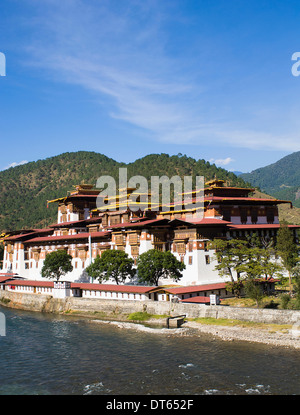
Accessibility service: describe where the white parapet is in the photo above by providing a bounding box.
[53,281,71,298]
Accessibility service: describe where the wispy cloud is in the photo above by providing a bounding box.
[209,157,234,166]
[4,160,28,170]
[21,0,300,153]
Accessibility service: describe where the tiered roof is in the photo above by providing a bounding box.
[4,179,298,248]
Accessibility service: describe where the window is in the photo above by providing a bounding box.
[176,242,186,254]
[110,215,121,225]
[240,208,247,224]
[131,245,139,256]
[205,255,210,265]
[188,256,193,265]
[222,209,231,222]
[266,208,275,224]
[251,209,258,224]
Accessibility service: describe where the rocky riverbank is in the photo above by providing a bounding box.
[183,320,300,349]
[1,289,300,349]
[88,317,300,349]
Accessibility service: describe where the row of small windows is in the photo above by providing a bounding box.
[222,209,276,224]
[6,255,212,271]
[83,290,143,299]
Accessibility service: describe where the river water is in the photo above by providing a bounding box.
[0,305,300,396]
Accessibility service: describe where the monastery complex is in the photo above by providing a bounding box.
[2,178,300,299]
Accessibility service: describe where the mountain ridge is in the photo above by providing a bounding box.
[240,151,300,208]
[0,151,250,232]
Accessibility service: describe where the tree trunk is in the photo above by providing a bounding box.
[228,267,234,282]
[288,270,293,294]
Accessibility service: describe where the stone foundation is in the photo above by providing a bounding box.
[1,289,300,326]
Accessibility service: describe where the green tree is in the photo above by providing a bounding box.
[212,239,249,296]
[237,248,276,307]
[41,249,73,281]
[238,246,283,281]
[243,278,264,308]
[137,249,185,286]
[85,250,135,284]
[276,222,299,292]
[292,264,300,309]
[213,239,283,297]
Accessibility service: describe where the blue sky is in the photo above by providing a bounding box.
[1,0,300,173]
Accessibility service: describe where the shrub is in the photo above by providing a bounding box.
[280,293,291,309]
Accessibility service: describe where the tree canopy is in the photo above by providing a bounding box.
[276,223,299,271]
[212,237,283,297]
[136,249,185,286]
[41,249,73,281]
[85,250,135,284]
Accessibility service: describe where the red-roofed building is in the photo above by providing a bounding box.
[2,278,228,303]
[3,279,160,301]
[180,296,211,304]
[2,179,300,287]
[162,283,229,302]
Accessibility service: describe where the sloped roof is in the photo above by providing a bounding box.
[180,296,211,304]
[71,283,157,293]
[6,279,54,287]
[164,283,227,295]
[4,280,157,293]
[229,224,300,230]
[25,231,111,244]
[106,218,169,229]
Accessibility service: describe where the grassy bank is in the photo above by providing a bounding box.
[63,308,293,334]
[62,309,169,323]
[221,293,300,310]
[127,312,169,321]
[189,317,292,333]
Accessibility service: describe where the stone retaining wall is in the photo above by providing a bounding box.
[1,289,300,325]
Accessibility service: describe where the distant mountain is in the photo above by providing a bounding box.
[240,151,300,208]
[232,171,245,176]
[0,151,250,232]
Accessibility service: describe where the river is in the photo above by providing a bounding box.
[0,305,299,395]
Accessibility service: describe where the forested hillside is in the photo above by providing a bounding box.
[240,151,300,208]
[0,151,250,232]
